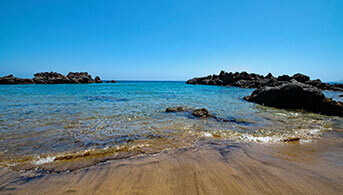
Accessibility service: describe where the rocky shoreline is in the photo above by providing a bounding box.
[186,70,343,91]
[0,72,116,84]
[244,82,343,117]
[187,70,343,117]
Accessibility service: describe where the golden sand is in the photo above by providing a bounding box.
[0,139,343,194]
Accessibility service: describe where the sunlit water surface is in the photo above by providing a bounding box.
[0,82,342,169]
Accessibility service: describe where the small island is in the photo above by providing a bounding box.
[0,72,116,84]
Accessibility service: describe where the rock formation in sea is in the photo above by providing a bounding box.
[165,106,251,124]
[94,76,102,83]
[0,74,34,84]
[244,82,343,117]
[0,72,104,84]
[105,80,117,83]
[186,70,343,91]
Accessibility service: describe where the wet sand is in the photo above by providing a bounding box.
[1,138,343,194]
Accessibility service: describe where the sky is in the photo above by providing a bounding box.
[0,0,342,81]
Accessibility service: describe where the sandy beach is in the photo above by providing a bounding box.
[1,135,343,194]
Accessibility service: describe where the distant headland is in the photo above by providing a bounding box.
[0,72,116,84]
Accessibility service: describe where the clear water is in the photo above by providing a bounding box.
[0,82,342,168]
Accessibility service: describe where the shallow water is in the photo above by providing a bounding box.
[0,82,342,170]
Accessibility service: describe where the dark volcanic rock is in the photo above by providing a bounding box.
[165,106,252,125]
[186,70,342,91]
[105,80,117,83]
[292,73,310,83]
[33,72,70,84]
[166,106,186,112]
[94,76,102,83]
[277,75,291,82]
[1,72,104,84]
[244,83,343,117]
[66,72,94,83]
[0,74,34,84]
[191,108,213,118]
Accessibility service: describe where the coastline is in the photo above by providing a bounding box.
[1,137,343,194]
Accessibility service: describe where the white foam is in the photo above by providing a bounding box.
[241,134,282,143]
[203,132,213,137]
[32,156,55,165]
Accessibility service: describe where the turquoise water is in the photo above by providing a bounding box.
[0,82,342,168]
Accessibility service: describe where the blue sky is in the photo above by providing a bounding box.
[0,0,342,81]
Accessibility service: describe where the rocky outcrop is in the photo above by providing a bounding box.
[66,72,95,83]
[0,74,34,84]
[244,82,343,117]
[186,70,343,91]
[94,76,102,83]
[191,108,214,118]
[165,107,251,125]
[33,72,70,84]
[166,106,186,112]
[105,80,117,83]
[0,72,103,84]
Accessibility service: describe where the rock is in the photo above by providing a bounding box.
[94,76,102,83]
[282,137,301,142]
[1,72,104,84]
[166,106,186,112]
[265,73,275,79]
[244,83,343,117]
[292,73,310,83]
[165,106,253,125]
[0,74,34,84]
[105,80,117,83]
[186,70,342,92]
[66,72,94,83]
[277,75,291,82]
[339,95,343,98]
[191,108,213,118]
[33,72,70,84]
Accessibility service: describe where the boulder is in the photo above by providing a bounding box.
[265,73,275,79]
[277,75,291,82]
[292,73,310,83]
[33,72,70,84]
[244,83,343,117]
[66,72,94,83]
[0,74,34,84]
[166,106,186,112]
[191,108,213,118]
[105,80,117,83]
[94,76,102,83]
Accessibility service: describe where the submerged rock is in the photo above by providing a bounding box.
[191,108,213,118]
[166,106,186,112]
[244,83,343,117]
[165,106,252,125]
[0,74,34,84]
[339,95,343,98]
[186,70,343,91]
[282,137,301,142]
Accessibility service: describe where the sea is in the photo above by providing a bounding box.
[0,81,342,170]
